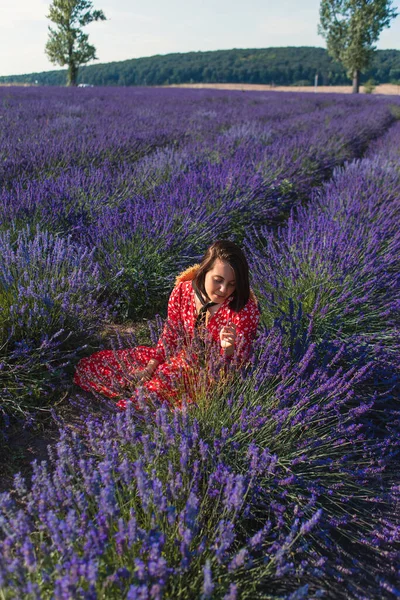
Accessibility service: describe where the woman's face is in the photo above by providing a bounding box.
[204,259,236,304]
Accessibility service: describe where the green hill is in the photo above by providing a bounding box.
[1,47,400,87]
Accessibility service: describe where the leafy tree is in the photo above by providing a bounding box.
[45,0,106,86]
[318,0,398,93]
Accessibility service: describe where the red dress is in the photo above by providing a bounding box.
[74,280,260,409]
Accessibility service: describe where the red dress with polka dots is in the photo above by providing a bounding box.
[74,280,260,408]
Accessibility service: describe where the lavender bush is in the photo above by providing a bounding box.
[0,225,109,416]
[246,154,400,368]
[0,407,324,599]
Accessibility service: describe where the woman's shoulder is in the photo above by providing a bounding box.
[174,264,200,287]
[170,279,193,300]
[174,280,192,292]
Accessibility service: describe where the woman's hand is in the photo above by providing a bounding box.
[134,359,159,383]
[220,323,236,356]
[133,369,152,382]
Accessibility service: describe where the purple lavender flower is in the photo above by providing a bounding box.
[223,583,238,600]
[202,559,214,598]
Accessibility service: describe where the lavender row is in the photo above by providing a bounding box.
[246,122,400,368]
[0,86,333,185]
[1,91,396,230]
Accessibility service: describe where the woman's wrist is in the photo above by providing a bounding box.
[145,359,159,375]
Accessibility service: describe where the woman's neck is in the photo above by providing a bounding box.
[193,289,221,316]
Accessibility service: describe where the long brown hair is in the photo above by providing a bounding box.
[194,240,250,312]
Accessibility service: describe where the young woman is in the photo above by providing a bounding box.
[74,240,260,409]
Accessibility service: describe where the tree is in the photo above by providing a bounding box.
[45,0,106,86]
[318,0,398,93]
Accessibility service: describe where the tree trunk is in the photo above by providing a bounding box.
[352,70,360,94]
[67,62,78,87]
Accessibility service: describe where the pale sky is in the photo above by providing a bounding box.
[1,0,400,77]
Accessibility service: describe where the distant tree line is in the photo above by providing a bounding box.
[1,47,400,87]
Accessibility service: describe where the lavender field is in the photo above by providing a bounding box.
[0,86,400,599]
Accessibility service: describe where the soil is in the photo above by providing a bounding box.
[0,399,68,494]
[167,82,400,95]
[0,387,122,494]
[2,83,399,95]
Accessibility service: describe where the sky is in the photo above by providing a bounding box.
[1,0,400,77]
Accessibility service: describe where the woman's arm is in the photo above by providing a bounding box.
[134,285,183,382]
[138,358,160,381]
[153,283,184,364]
